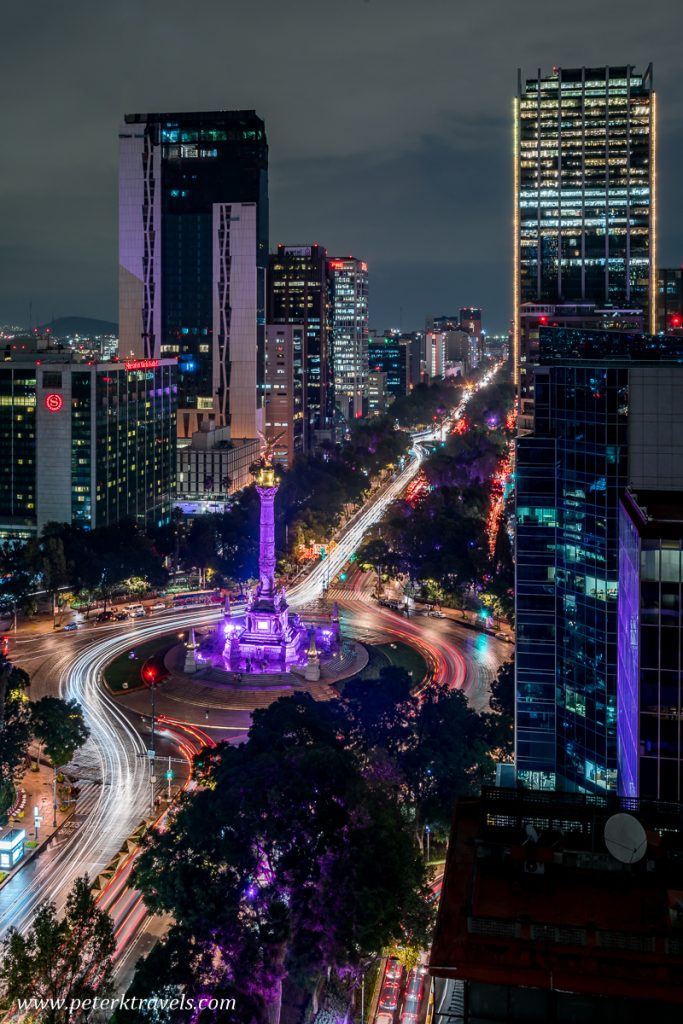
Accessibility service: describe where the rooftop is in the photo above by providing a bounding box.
[430,787,683,1003]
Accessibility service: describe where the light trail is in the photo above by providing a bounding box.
[0,368,500,959]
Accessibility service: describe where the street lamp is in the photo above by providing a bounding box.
[425,824,431,863]
[144,666,158,815]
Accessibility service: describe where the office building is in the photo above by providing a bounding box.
[368,333,410,397]
[515,328,683,793]
[176,426,259,506]
[425,331,446,381]
[657,268,683,334]
[514,65,656,399]
[366,371,387,414]
[267,245,332,445]
[0,354,177,541]
[327,257,369,420]
[618,488,683,801]
[518,304,644,431]
[445,329,479,376]
[430,787,683,1024]
[119,110,268,438]
[459,307,482,345]
[263,324,305,468]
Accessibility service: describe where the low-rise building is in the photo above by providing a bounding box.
[176,425,259,503]
[430,786,683,1024]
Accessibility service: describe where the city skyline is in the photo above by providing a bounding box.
[3,0,683,332]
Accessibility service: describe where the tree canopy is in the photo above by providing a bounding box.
[134,694,431,1022]
[0,876,115,1024]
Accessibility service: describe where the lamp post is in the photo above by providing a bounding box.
[144,666,158,816]
[52,767,58,828]
[425,824,431,863]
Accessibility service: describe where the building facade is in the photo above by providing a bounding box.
[327,257,369,420]
[515,328,683,793]
[657,268,683,334]
[513,65,656,394]
[618,489,683,801]
[176,426,259,504]
[263,324,305,468]
[267,245,332,445]
[368,333,410,397]
[518,304,644,431]
[119,110,268,438]
[366,371,388,414]
[0,355,177,540]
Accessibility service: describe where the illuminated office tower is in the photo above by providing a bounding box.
[515,327,683,794]
[267,245,332,445]
[513,65,656,410]
[119,110,268,438]
[327,257,369,420]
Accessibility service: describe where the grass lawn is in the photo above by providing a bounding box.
[104,636,176,692]
[342,641,428,689]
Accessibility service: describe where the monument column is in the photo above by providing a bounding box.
[255,466,278,599]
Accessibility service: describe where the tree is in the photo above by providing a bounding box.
[484,657,515,757]
[343,671,493,845]
[0,658,32,814]
[0,876,115,1023]
[134,695,430,1023]
[31,698,89,770]
[31,697,89,827]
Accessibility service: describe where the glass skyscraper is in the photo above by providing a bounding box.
[516,328,683,793]
[327,257,369,420]
[119,110,268,438]
[513,65,656,404]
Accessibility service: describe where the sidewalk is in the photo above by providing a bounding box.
[0,757,73,886]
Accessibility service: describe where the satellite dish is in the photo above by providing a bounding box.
[604,813,647,864]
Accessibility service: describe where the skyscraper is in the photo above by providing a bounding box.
[513,66,656,406]
[515,327,683,793]
[267,245,332,445]
[119,110,268,438]
[263,324,305,468]
[618,488,683,801]
[327,257,369,420]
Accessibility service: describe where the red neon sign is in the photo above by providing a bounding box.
[45,393,63,413]
[125,358,159,371]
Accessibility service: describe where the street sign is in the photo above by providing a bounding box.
[147,749,156,759]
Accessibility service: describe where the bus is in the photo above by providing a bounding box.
[171,590,223,609]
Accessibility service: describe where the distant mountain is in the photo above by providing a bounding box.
[37,316,118,338]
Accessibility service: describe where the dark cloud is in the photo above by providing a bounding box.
[1,0,682,330]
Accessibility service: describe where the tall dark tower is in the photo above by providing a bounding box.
[119,110,268,438]
[267,244,333,447]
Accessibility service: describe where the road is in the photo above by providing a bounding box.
[0,368,503,960]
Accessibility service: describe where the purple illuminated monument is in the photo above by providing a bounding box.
[223,464,308,672]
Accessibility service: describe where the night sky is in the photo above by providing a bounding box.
[2,0,682,333]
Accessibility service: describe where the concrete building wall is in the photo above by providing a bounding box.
[629,368,683,491]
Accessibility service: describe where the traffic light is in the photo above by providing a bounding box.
[320,547,327,560]
[349,553,357,562]
[340,572,347,581]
